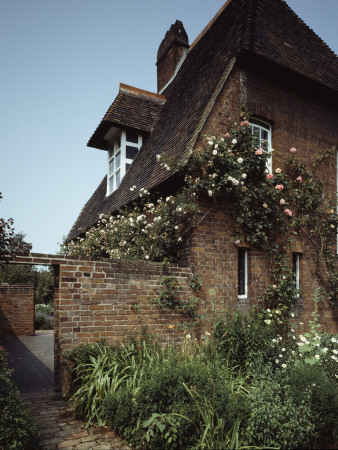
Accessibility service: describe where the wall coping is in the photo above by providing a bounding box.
[1,253,190,270]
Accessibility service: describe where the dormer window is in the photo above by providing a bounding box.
[107,129,143,195]
[250,121,272,173]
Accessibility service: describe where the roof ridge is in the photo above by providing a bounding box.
[282,0,337,57]
[119,83,166,103]
[189,0,234,51]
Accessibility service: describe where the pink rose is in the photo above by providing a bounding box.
[267,173,274,180]
[296,176,302,182]
[280,199,286,205]
[290,147,297,153]
[284,209,292,216]
[275,184,284,191]
[240,121,250,127]
[225,133,230,138]
[235,239,241,246]
[255,148,263,155]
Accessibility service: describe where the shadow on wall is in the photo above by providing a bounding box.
[1,331,54,393]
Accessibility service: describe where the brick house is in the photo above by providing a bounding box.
[67,0,338,331]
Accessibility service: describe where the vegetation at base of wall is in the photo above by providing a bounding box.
[65,309,338,449]
[0,347,40,450]
[35,303,54,330]
[62,112,338,314]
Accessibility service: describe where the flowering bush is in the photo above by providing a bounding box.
[62,189,198,262]
[63,113,337,311]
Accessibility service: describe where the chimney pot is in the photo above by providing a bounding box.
[156,20,189,92]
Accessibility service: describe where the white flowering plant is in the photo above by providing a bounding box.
[63,111,338,313]
[62,188,198,262]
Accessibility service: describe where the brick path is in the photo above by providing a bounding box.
[23,389,131,450]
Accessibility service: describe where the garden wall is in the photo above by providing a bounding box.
[12,254,194,395]
[0,283,35,335]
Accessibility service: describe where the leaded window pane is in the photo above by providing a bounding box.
[126,146,138,160]
[116,151,121,169]
[109,159,114,174]
[109,176,114,192]
[126,130,138,144]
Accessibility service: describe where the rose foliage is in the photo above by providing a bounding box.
[62,116,338,311]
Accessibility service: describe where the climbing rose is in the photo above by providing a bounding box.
[280,199,286,205]
[296,176,302,182]
[235,239,241,245]
[240,120,250,127]
[275,184,284,191]
[267,173,274,180]
[225,133,230,138]
[263,203,268,208]
[213,149,217,155]
[284,209,292,216]
[275,168,282,173]
[232,139,237,144]
[290,147,297,153]
[255,148,263,155]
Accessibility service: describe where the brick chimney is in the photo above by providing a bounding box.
[156,20,189,93]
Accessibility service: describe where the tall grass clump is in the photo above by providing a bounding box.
[66,309,338,449]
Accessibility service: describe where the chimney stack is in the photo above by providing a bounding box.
[156,20,189,93]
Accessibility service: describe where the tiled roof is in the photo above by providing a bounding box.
[253,0,337,92]
[67,0,338,241]
[87,84,165,150]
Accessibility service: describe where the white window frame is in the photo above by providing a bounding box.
[250,120,272,174]
[107,130,142,195]
[238,248,248,299]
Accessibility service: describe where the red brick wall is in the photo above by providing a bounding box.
[13,255,195,396]
[180,63,338,332]
[56,258,192,395]
[0,284,35,335]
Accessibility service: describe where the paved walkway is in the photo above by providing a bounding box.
[2,331,131,449]
[23,390,131,450]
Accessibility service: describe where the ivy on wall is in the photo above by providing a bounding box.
[62,112,337,313]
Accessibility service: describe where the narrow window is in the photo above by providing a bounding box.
[238,248,248,298]
[292,252,301,294]
[106,130,143,195]
[250,121,272,173]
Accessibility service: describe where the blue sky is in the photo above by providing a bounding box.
[1,0,337,255]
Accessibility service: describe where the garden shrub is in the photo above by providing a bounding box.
[35,303,54,330]
[103,387,135,443]
[0,349,39,450]
[114,359,246,449]
[243,371,315,449]
[288,363,338,445]
[213,307,287,371]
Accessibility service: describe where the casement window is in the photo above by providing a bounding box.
[238,248,248,299]
[292,252,301,294]
[107,129,142,195]
[250,121,272,173]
